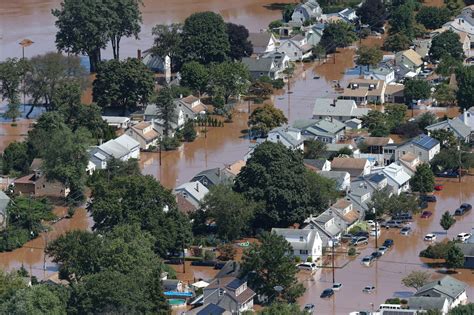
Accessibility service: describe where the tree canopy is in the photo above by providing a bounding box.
[356,0,386,28]
[401,270,430,290]
[248,104,288,137]
[356,46,383,71]
[226,23,253,60]
[208,61,250,104]
[320,22,357,53]
[416,7,451,30]
[456,66,474,111]
[404,80,431,105]
[151,23,182,71]
[429,30,464,61]
[410,164,435,194]
[440,211,456,233]
[180,61,209,96]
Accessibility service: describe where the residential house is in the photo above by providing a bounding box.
[0,191,10,230]
[312,98,371,122]
[277,35,313,61]
[14,159,70,198]
[331,199,360,230]
[175,95,208,121]
[412,38,432,59]
[125,121,160,150]
[142,50,171,73]
[290,0,323,26]
[190,168,234,189]
[345,118,362,130]
[363,173,389,191]
[305,23,326,46]
[457,243,474,269]
[215,261,242,279]
[176,194,198,214]
[395,134,440,163]
[272,228,322,261]
[88,134,140,171]
[443,6,474,50]
[242,52,290,80]
[337,8,357,22]
[459,31,472,58]
[300,119,346,143]
[396,152,421,177]
[325,143,360,158]
[303,209,345,247]
[340,79,387,105]
[414,275,468,309]
[304,159,331,172]
[319,171,351,191]
[331,157,371,178]
[222,160,246,178]
[384,84,405,104]
[347,179,375,216]
[101,116,130,129]
[143,103,186,135]
[174,182,209,209]
[395,49,423,75]
[185,303,231,315]
[361,137,394,155]
[267,126,305,151]
[248,32,277,55]
[458,107,474,132]
[408,297,450,315]
[381,163,411,195]
[363,67,396,84]
[426,117,471,143]
[202,277,255,314]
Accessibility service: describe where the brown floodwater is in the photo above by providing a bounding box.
[0,0,293,60]
[298,175,474,314]
[0,120,32,152]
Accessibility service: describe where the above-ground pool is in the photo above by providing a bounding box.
[168,299,186,308]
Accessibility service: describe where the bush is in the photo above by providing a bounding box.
[67,206,76,218]
[348,226,363,235]
[182,121,197,142]
[306,257,313,262]
[161,136,180,151]
[253,97,264,104]
[217,243,236,261]
[385,298,401,304]
[294,256,301,263]
[204,250,216,261]
[271,79,285,89]
[348,247,357,256]
[170,85,192,98]
[419,241,455,259]
[0,228,30,252]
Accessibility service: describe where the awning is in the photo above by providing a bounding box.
[191,280,209,289]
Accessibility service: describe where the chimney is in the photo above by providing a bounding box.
[195,182,199,192]
[217,168,221,178]
[137,49,142,60]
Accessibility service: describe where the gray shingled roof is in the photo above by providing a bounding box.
[248,32,272,54]
[426,117,471,139]
[408,296,447,311]
[269,127,304,147]
[415,276,467,301]
[312,98,370,118]
[242,57,274,72]
[0,191,10,213]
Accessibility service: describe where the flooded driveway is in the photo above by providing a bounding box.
[298,175,474,314]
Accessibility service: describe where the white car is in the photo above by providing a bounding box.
[370,227,381,237]
[332,283,343,291]
[297,262,317,272]
[363,285,376,293]
[366,220,376,228]
[457,233,472,242]
[378,246,388,255]
[424,233,437,241]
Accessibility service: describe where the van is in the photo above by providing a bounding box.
[379,304,402,310]
[297,262,317,272]
[352,236,369,246]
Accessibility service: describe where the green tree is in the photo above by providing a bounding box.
[312,44,326,61]
[2,141,30,175]
[320,22,357,53]
[208,61,250,104]
[240,232,305,303]
[248,104,288,137]
[259,303,307,315]
[0,270,28,302]
[234,142,312,228]
[156,86,177,136]
[429,31,464,61]
[226,23,253,60]
[25,52,87,115]
[361,110,391,137]
[389,4,416,39]
[440,211,456,234]
[306,171,339,213]
[445,244,464,270]
[456,66,474,111]
[435,55,463,77]
[357,0,386,28]
[0,58,28,122]
[180,61,209,96]
[416,7,451,30]
[200,185,255,241]
[449,303,474,314]
[249,81,273,100]
[105,0,142,60]
[431,148,474,172]
[385,104,408,127]
[410,164,435,194]
[401,270,431,290]
[433,83,456,106]
[182,120,197,142]
[180,12,230,64]
[404,80,431,105]
[282,4,296,22]
[384,33,411,52]
[304,140,327,159]
[151,23,182,71]
[92,58,154,114]
[430,129,457,149]
[52,0,109,72]
[417,112,438,130]
[356,46,383,71]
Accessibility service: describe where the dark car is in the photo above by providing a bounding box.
[421,211,432,218]
[420,195,437,202]
[455,206,471,216]
[214,262,226,270]
[461,203,472,211]
[418,200,428,210]
[392,213,413,222]
[436,170,460,178]
[354,231,369,238]
[383,239,394,248]
[191,260,217,267]
[371,251,382,259]
[320,288,334,298]
[341,233,353,243]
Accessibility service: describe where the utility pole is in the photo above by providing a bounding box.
[458,139,462,183]
[331,240,335,284]
[373,208,378,249]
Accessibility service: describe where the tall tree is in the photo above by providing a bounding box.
[208,61,250,104]
[456,66,474,111]
[104,0,142,60]
[416,7,451,30]
[449,304,474,314]
[430,129,457,149]
[440,211,456,234]
[180,61,209,96]
[151,23,183,71]
[226,23,253,60]
[356,0,386,28]
[435,55,463,77]
[445,245,464,270]
[92,58,154,114]
[401,270,430,290]
[240,232,305,303]
[320,22,357,53]
[259,303,307,315]
[433,84,456,107]
[429,30,464,61]
[404,80,431,105]
[383,33,411,52]
[248,104,288,137]
[2,141,30,175]
[388,4,416,39]
[356,46,383,71]
[0,285,67,315]
[156,86,177,136]
[411,164,435,194]
[304,140,327,159]
[180,12,230,64]
[417,112,438,130]
[52,0,109,72]
[0,58,28,122]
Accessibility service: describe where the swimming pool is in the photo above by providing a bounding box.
[168,299,186,308]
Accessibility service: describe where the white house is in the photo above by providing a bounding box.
[414,276,468,310]
[443,6,474,50]
[396,152,421,177]
[395,49,423,75]
[303,209,345,247]
[319,171,351,191]
[312,98,371,122]
[299,119,346,143]
[395,134,440,163]
[267,127,305,151]
[291,0,323,26]
[277,35,313,61]
[248,32,277,55]
[174,181,209,209]
[272,228,322,262]
[363,67,396,84]
[102,116,130,129]
[459,107,474,132]
[381,163,411,195]
[201,277,255,314]
[88,134,140,171]
[242,52,290,80]
[408,296,450,315]
[125,121,161,150]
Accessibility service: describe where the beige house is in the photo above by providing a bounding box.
[330,157,371,178]
[125,121,161,150]
[395,49,423,74]
[384,84,405,103]
[340,79,386,105]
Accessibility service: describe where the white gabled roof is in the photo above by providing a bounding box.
[382,163,411,186]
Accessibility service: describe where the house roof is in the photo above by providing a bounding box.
[332,199,351,210]
[14,174,36,185]
[367,173,386,184]
[409,134,440,150]
[242,57,274,73]
[102,116,130,124]
[225,160,246,176]
[291,34,305,41]
[176,194,197,214]
[144,104,158,117]
[215,261,241,279]
[401,49,423,67]
[331,157,368,170]
[415,276,467,301]
[304,159,329,171]
[311,119,346,134]
[191,168,231,186]
[269,126,304,147]
[426,117,471,139]
[319,171,349,188]
[312,98,370,118]
[205,277,255,304]
[325,143,354,152]
[248,32,273,54]
[345,118,362,124]
[196,304,227,315]
[363,137,393,146]
[382,163,411,186]
[400,152,417,163]
[385,84,405,95]
[408,296,447,311]
[272,228,320,250]
[174,182,209,203]
[98,134,139,160]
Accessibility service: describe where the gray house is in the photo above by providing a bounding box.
[319,171,350,191]
[88,134,140,172]
[299,119,346,143]
[303,209,345,247]
[0,191,10,230]
[202,277,255,314]
[457,243,474,269]
[291,0,323,26]
[312,98,370,122]
[426,117,471,143]
[248,32,277,55]
[394,134,440,163]
[242,52,290,80]
[190,168,234,189]
[414,276,468,309]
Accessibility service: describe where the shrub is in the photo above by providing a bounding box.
[204,250,216,261]
[294,256,301,263]
[253,97,264,104]
[271,79,285,89]
[67,206,76,218]
[217,243,236,261]
[348,247,357,256]
[161,136,180,151]
[306,257,313,262]
[0,228,30,252]
[385,298,401,304]
[419,241,455,259]
[349,226,363,235]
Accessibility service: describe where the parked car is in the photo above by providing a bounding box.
[461,203,472,211]
[363,285,376,293]
[383,239,394,248]
[392,213,413,222]
[320,288,334,298]
[332,283,343,291]
[370,227,381,237]
[371,251,382,260]
[457,233,472,243]
[214,262,226,269]
[366,220,376,228]
[361,255,374,266]
[436,169,460,178]
[418,200,428,210]
[297,263,317,272]
[421,211,432,218]
[303,304,315,313]
[354,231,370,238]
[352,236,369,246]
[424,233,437,241]
[400,226,412,235]
[382,220,402,228]
[341,234,353,243]
[378,246,388,255]
[434,185,444,191]
[191,260,217,267]
[420,195,437,202]
[455,204,471,216]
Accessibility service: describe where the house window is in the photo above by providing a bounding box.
[419,152,422,156]
[218,289,224,297]
[299,236,304,242]
[276,135,280,140]
[294,52,298,57]
[300,250,308,255]
[402,151,406,155]
[288,43,291,47]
